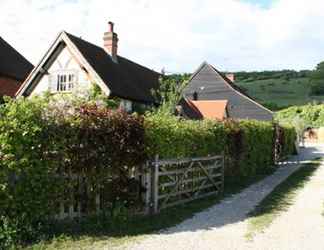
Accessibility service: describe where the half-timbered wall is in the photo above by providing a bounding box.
[31,47,92,95]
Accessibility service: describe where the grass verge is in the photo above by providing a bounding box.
[24,169,276,250]
[246,158,322,239]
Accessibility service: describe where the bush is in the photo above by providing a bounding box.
[0,97,146,248]
[276,104,324,128]
[310,83,324,96]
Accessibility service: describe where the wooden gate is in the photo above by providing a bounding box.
[144,154,224,213]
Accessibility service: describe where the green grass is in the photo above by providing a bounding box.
[236,77,324,108]
[246,158,322,239]
[24,171,275,250]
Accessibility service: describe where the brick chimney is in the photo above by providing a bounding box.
[103,21,118,62]
[225,73,235,82]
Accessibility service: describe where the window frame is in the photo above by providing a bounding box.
[54,70,78,93]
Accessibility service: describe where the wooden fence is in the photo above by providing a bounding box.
[55,154,224,219]
[142,154,225,214]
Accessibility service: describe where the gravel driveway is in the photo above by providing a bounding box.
[126,143,324,250]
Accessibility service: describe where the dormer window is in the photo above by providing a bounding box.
[56,72,77,92]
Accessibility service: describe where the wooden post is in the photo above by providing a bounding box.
[221,152,225,194]
[142,161,151,214]
[151,154,159,214]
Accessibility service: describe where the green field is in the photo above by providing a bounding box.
[236,77,324,109]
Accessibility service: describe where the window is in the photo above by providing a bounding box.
[57,73,76,92]
[120,100,132,112]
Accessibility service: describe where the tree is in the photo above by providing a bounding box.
[151,76,188,115]
[310,61,324,95]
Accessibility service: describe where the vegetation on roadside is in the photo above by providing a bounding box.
[276,104,324,128]
[246,158,322,239]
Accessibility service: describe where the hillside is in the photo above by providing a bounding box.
[233,70,324,110]
[236,77,324,110]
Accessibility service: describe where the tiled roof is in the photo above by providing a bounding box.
[181,99,228,120]
[66,33,160,103]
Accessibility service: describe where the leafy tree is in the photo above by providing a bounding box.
[310,61,324,95]
[151,76,188,115]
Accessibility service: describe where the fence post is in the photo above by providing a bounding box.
[221,152,225,194]
[151,154,159,214]
[142,161,151,214]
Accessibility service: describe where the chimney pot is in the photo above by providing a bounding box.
[108,21,114,32]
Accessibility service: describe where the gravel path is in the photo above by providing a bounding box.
[126,144,324,250]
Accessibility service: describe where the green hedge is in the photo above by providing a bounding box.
[224,120,276,178]
[145,114,226,158]
[280,124,297,158]
[145,115,296,178]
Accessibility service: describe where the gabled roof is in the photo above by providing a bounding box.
[17,31,160,103]
[183,62,273,121]
[0,37,33,81]
[183,99,228,120]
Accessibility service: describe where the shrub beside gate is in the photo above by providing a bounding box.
[0,97,297,248]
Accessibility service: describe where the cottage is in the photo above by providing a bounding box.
[16,22,160,112]
[181,62,273,121]
[0,37,33,98]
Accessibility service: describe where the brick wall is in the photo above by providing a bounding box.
[0,75,22,97]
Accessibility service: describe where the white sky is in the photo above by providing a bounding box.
[1,0,324,73]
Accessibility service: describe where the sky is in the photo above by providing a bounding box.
[1,0,324,73]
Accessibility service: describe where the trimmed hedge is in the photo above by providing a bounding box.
[279,124,297,158]
[224,120,276,178]
[145,116,295,178]
[144,114,226,158]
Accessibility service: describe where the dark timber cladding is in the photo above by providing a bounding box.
[183,62,273,121]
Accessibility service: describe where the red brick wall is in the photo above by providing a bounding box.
[0,75,22,97]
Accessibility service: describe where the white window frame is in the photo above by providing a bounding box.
[54,70,78,92]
